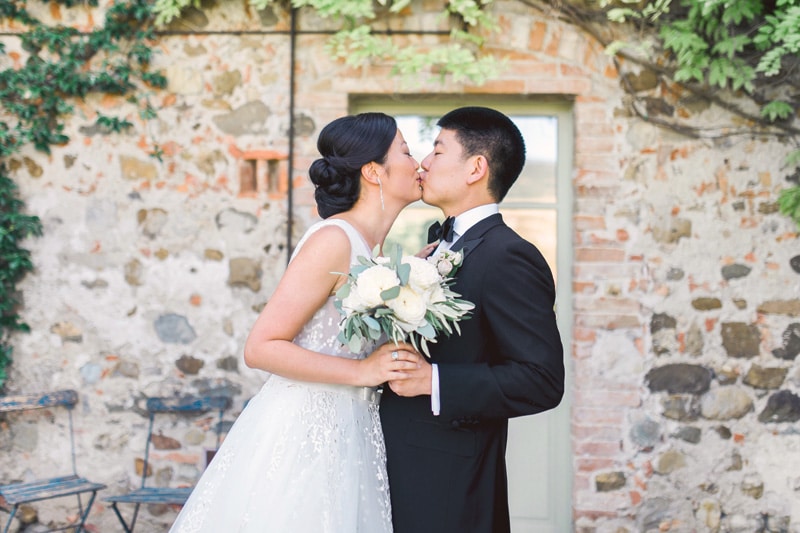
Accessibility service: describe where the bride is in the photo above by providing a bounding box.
[170,112,423,532]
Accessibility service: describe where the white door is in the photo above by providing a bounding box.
[352,98,574,532]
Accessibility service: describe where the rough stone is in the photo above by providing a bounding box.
[17,504,38,525]
[772,323,800,360]
[661,395,700,421]
[701,387,753,420]
[293,112,316,136]
[714,365,739,385]
[151,432,181,450]
[757,299,800,316]
[758,390,800,423]
[204,249,224,261]
[624,69,659,91]
[673,426,701,444]
[691,297,722,311]
[743,364,787,389]
[630,417,661,448]
[165,64,203,95]
[175,354,204,375]
[125,258,143,286]
[721,264,752,280]
[652,217,692,244]
[741,474,764,499]
[80,363,102,385]
[113,360,140,379]
[720,322,761,358]
[666,267,684,281]
[119,155,158,180]
[646,364,713,395]
[726,451,743,471]
[215,208,258,233]
[595,471,626,492]
[154,313,197,344]
[713,425,732,440]
[732,298,747,309]
[791,254,800,274]
[654,450,686,474]
[696,499,721,530]
[213,101,270,135]
[757,201,779,214]
[50,321,82,343]
[685,321,704,356]
[216,356,239,371]
[650,313,676,334]
[212,70,242,96]
[137,208,168,238]
[23,156,43,178]
[228,257,262,292]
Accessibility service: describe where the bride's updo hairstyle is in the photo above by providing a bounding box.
[309,112,397,218]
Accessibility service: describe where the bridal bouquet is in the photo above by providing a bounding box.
[334,245,474,357]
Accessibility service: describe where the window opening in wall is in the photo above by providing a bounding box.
[233,149,288,198]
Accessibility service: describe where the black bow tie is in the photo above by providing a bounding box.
[428,216,455,244]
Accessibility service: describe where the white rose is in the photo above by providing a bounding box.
[403,256,440,291]
[386,285,427,326]
[426,284,446,304]
[341,289,367,314]
[354,265,400,307]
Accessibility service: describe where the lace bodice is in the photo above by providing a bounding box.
[291,219,373,360]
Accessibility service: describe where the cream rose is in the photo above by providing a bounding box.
[402,256,440,291]
[354,265,400,307]
[386,285,427,326]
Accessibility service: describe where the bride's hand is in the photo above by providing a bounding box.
[415,243,437,258]
[359,342,421,387]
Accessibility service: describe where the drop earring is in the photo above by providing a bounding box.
[377,178,385,211]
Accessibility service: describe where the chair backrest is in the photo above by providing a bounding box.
[0,390,78,412]
[139,395,232,489]
[0,390,81,476]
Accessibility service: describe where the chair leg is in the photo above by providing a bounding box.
[75,491,98,533]
[2,505,18,533]
[109,502,142,533]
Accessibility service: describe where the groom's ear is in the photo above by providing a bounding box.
[465,155,489,186]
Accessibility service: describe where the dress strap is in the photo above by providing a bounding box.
[291,219,372,263]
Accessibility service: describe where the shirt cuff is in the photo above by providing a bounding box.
[431,363,440,416]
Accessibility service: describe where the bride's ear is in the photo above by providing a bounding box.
[361,162,382,186]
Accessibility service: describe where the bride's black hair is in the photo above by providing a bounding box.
[309,112,397,218]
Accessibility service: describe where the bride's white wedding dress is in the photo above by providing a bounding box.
[170,219,392,533]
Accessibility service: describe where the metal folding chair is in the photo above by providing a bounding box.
[0,390,106,533]
[103,395,231,533]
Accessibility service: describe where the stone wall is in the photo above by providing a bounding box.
[1,1,799,531]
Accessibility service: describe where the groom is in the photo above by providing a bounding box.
[380,106,565,533]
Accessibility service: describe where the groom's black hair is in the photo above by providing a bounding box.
[437,107,526,202]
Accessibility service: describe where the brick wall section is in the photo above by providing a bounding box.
[2,1,799,531]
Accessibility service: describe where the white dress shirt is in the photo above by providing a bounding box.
[430,203,499,415]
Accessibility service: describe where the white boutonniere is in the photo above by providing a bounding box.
[428,249,464,279]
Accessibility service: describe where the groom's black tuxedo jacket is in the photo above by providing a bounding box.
[380,213,565,533]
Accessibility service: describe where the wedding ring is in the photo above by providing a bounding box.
[391,351,399,361]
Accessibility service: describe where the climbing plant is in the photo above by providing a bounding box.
[154,0,800,227]
[0,0,165,390]
[154,0,502,85]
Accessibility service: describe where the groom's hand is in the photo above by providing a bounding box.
[388,358,432,397]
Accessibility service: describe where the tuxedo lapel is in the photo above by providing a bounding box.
[449,213,503,260]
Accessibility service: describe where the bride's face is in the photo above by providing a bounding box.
[381,129,422,206]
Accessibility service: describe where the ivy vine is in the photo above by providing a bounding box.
[0,0,164,390]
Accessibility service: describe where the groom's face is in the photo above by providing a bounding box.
[419,128,469,212]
